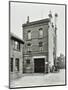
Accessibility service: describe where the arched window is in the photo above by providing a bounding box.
[39,28,43,38]
[27,30,31,39]
[27,43,31,46]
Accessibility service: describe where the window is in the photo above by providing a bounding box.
[39,42,43,47]
[10,58,13,72]
[39,42,43,51]
[26,59,30,64]
[39,28,43,38]
[27,43,31,46]
[27,48,31,54]
[14,41,20,51]
[15,58,19,71]
[27,30,31,39]
[27,43,31,53]
[40,47,43,51]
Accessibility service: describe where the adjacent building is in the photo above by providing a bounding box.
[22,13,56,73]
[10,33,24,80]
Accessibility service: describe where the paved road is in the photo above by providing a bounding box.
[10,69,65,88]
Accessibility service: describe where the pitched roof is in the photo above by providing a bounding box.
[10,33,24,44]
[22,18,50,27]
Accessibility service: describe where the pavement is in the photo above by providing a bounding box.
[10,69,65,88]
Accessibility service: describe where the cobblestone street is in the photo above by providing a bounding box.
[10,69,65,88]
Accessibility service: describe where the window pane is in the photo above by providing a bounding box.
[39,28,43,38]
[15,41,18,49]
[28,31,31,39]
[17,43,20,50]
[40,47,43,51]
[26,59,30,64]
[39,42,43,47]
[27,43,31,46]
[14,41,20,51]
[27,47,31,54]
[15,58,19,71]
[10,58,13,72]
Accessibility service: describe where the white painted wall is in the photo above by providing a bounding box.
[48,22,54,67]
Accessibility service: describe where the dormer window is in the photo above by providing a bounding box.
[39,28,43,38]
[27,30,31,40]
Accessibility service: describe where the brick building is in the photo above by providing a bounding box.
[10,33,24,80]
[22,13,56,73]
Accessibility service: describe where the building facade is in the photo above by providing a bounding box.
[10,33,24,80]
[22,15,55,73]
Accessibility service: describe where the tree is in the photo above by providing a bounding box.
[57,53,65,69]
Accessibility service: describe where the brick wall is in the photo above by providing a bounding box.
[10,39,24,80]
[23,22,49,73]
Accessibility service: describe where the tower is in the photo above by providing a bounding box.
[54,13,58,66]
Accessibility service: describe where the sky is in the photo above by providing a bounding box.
[10,2,65,56]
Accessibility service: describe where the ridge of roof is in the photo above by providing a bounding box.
[23,18,50,27]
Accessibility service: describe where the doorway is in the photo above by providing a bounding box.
[34,58,45,73]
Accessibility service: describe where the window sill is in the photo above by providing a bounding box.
[13,48,21,52]
[27,39,32,41]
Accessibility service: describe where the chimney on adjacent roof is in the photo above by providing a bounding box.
[26,16,29,23]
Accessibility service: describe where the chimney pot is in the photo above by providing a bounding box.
[27,16,29,23]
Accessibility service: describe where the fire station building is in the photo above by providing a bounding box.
[22,14,56,73]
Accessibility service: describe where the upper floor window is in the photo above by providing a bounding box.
[14,41,20,51]
[27,30,31,40]
[39,42,43,51]
[39,28,43,38]
[27,47,31,54]
[27,43,31,46]
[27,43,31,54]
[39,42,43,47]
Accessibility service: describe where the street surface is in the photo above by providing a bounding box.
[10,69,65,88]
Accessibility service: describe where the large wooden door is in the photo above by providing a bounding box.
[34,58,45,73]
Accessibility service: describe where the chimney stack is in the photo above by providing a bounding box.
[26,16,29,23]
